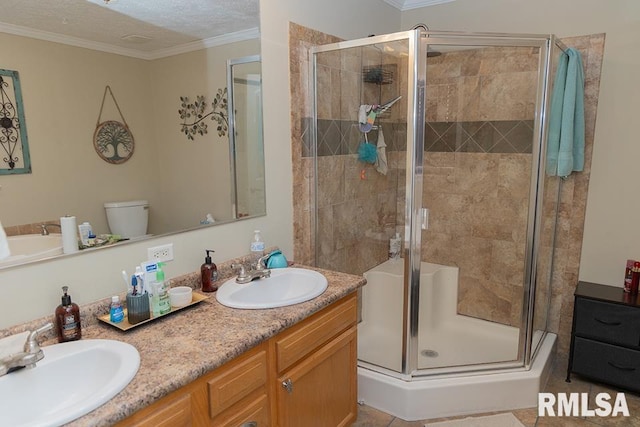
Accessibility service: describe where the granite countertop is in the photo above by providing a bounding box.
[61,264,365,427]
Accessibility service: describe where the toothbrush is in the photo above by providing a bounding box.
[135,267,145,295]
[131,274,138,296]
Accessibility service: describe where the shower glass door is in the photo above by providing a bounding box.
[310,30,425,375]
[415,35,551,373]
[312,30,557,378]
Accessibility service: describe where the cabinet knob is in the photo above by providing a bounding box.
[240,422,257,427]
[282,378,293,394]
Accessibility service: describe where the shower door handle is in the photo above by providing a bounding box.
[420,208,429,230]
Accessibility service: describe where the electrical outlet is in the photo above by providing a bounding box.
[147,243,174,262]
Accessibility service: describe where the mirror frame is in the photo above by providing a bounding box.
[227,54,265,219]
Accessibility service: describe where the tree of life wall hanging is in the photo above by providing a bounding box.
[93,86,134,164]
[0,69,31,175]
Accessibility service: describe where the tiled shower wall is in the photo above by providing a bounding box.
[290,22,604,356]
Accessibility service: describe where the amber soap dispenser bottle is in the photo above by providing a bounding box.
[55,286,82,343]
[201,249,219,292]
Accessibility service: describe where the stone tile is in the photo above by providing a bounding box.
[353,404,394,427]
[316,64,333,119]
[466,121,502,152]
[535,417,596,426]
[458,275,513,324]
[388,418,425,427]
[317,152,344,190]
[457,76,481,122]
[478,71,537,121]
[503,121,534,153]
[513,407,538,427]
[585,384,640,426]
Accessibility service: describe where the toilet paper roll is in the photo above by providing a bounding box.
[60,216,79,254]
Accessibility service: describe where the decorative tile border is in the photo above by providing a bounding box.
[303,118,534,157]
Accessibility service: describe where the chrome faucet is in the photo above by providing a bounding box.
[233,262,271,284]
[254,253,271,271]
[0,322,53,376]
[40,223,61,235]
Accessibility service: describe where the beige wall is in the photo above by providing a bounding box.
[401,0,640,287]
[0,33,157,234]
[150,39,260,232]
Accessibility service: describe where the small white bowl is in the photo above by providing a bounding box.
[168,286,193,307]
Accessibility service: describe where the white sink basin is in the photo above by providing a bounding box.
[216,268,328,309]
[1,234,63,267]
[0,339,139,427]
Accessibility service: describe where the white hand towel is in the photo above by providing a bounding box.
[358,104,372,124]
[0,219,10,260]
[375,128,388,175]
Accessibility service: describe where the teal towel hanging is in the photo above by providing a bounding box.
[546,47,585,177]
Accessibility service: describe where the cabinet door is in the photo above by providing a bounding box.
[276,327,357,427]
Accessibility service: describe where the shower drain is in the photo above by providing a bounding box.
[421,349,439,358]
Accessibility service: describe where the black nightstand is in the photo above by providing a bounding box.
[566,281,640,392]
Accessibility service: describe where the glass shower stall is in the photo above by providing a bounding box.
[309,29,564,381]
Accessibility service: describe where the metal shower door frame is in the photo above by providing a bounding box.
[411,32,554,377]
[310,29,426,377]
[310,29,558,379]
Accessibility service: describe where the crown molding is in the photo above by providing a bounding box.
[146,27,260,60]
[383,0,455,11]
[0,22,260,60]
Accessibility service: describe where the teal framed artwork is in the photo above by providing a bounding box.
[0,69,31,175]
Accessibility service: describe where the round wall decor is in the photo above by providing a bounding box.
[93,86,134,164]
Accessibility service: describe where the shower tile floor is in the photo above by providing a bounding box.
[352,359,640,426]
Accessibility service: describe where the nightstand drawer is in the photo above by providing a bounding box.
[575,298,640,347]
[572,337,640,392]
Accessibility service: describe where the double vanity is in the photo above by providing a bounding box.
[0,261,365,427]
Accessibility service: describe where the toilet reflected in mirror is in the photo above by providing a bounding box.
[104,200,150,239]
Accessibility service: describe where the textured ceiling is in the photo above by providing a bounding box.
[0,0,259,57]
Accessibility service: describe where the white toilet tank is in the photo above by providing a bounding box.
[104,200,149,239]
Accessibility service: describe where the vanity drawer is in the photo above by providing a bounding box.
[212,394,270,427]
[575,298,640,347]
[125,393,192,427]
[208,344,268,418]
[572,337,640,392]
[275,293,356,373]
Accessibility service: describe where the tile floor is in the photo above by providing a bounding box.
[352,360,640,426]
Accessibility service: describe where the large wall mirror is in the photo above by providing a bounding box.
[0,0,264,269]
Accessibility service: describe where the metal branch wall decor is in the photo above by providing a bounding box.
[93,86,134,164]
[178,88,228,141]
[0,69,31,175]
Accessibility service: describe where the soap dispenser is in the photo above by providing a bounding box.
[201,249,218,292]
[55,286,82,343]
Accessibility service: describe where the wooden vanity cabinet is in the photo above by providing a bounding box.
[116,292,357,427]
[116,342,269,427]
[273,294,357,427]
